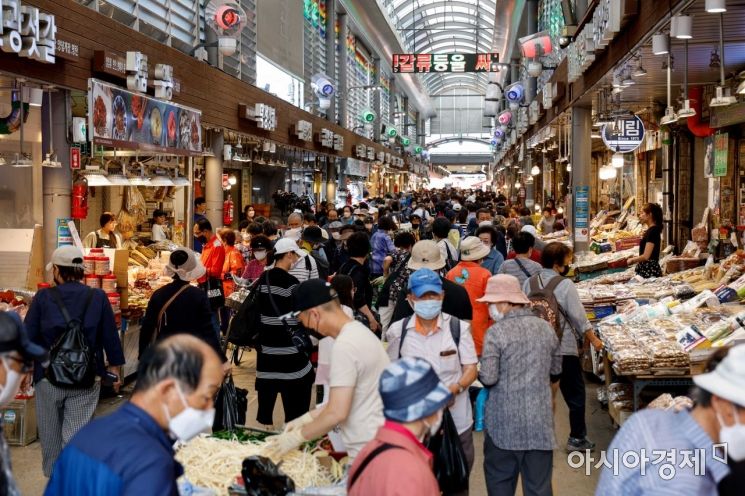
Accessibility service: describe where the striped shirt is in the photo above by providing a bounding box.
[255,268,313,384]
[596,409,730,495]
[498,257,542,285]
[288,253,319,283]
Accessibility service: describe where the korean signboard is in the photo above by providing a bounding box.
[0,0,56,63]
[392,53,499,73]
[714,133,728,177]
[601,115,645,153]
[88,79,202,155]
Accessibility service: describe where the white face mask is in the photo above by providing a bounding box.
[163,383,215,442]
[253,250,267,261]
[488,304,504,322]
[0,356,22,407]
[292,254,305,269]
[717,403,745,461]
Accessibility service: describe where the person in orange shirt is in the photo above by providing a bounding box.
[446,236,492,355]
[194,218,225,334]
[219,228,246,297]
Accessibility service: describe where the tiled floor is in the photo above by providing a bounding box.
[9,349,616,495]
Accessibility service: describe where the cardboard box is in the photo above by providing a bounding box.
[1,397,37,446]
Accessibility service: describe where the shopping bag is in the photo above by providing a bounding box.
[241,456,296,496]
[213,375,247,432]
[426,409,469,493]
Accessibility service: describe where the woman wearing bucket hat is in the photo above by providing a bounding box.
[477,274,562,496]
[139,249,226,364]
[348,357,452,496]
[446,237,493,356]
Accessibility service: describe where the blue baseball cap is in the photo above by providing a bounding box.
[379,357,452,423]
[407,268,443,297]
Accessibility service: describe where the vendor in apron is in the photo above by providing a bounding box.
[83,212,122,249]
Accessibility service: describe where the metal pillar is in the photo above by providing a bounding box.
[325,0,337,121]
[186,157,195,250]
[403,96,409,147]
[662,130,674,249]
[205,130,224,229]
[571,106,592,252]
[338,157,347,192]
[526,0,538,103]
[389,79,397,126]
[373,57,382,140]
[338,13,348,128]
[42,91,72,278]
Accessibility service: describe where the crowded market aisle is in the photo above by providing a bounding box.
[8,350,616,496]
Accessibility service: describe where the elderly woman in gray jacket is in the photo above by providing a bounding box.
[477,274,562,496]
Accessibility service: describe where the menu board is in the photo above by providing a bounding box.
[88,79,202,155]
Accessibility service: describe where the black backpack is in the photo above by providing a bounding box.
[227,276,263,348]
[46,287,97,389]
[310,248,330,281]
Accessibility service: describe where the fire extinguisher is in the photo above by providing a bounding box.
[223,194,234,226]
[72,176,89,220]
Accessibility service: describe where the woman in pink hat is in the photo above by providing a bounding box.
[477,274,562,496]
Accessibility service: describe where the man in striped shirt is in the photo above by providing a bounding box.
[596,344,745,494]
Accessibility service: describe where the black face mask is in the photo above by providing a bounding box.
[559,265,570,276]
[197,235,208,243]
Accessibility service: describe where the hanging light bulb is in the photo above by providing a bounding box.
[612,152,624,168]
[566,163,572,172]
[514,179,521,188]
[706,0,726,13]
[531,164,541,175]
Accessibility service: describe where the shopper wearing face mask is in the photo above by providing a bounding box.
[45,335,223,495]
[254,238,313,427]
[386,269,478,495]
[264,279,389,460]
[597,343,745,495]
[241,235,272,281]
[477,274,561,496]
[287,230,320,283]
[523,242,604,453]
[338,232,380,334]
[347,357,453,496]
[0,312,48,496]
[25,245,125,477]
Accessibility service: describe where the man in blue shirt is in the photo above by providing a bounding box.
[45,334,224,495]
[596,344,745,495]
[193,197,207,253]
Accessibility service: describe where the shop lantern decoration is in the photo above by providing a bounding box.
[153,64,174,100]
[382,124,398,140]
[505,83,524,109]
[498,110,512,126]
[126,51,148,93]
[414,145,423,155]
[400,136,410,147]
[311,73,335,111]
[360,109,376,123]
[0,0,57,63]
[204,0,248,57]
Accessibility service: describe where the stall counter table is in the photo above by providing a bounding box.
[602,351,695,426]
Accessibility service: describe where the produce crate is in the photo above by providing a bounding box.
[1,397,37,446]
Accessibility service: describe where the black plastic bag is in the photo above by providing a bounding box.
[426,409,469,493]
[213,375,247,432]
[241,456,296,496]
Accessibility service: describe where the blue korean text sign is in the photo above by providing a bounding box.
[602,115,645,153]
[574,186,590,243]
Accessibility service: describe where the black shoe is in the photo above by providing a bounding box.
[566,437,596,452]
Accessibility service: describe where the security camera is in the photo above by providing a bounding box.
[218,36,237,56]
[527,61,543,78]
[311,73,335,98]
